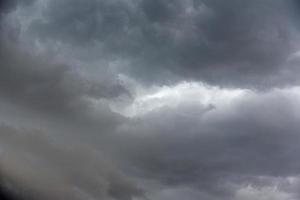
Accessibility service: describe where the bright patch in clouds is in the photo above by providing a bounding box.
[235,186,295,200]
[110,81,247,117]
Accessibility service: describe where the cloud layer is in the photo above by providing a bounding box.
[6,0,300,87]
[1,0,300,200]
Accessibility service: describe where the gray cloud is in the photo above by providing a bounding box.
[0,43,128,109]
[0,39,141,199]
[0,0,25,14]
[0,40,131,137]
[8,0,300,88]
[1,1,300,200]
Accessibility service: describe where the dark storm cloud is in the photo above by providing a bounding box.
[17,0,300,87]
[0,0,13,14]
[0,0,33,37]
[0,0,21,14]
[0,44,127,109]
[0,40,130,134]
[0,0,35,16]
[1,0,300,200]
[0,41,142,198]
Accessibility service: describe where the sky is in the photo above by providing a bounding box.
[1,0,300,199]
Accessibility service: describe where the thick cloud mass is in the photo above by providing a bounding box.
[7,0,300,87]
[1,0,300,200]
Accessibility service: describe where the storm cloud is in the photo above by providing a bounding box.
[1,0,300,200]
[7,0,300,87]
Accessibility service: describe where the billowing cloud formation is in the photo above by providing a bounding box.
[6,0,300,87]
[0,40,131,136]
[1,0,300,200]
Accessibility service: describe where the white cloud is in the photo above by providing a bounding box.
[110,80,246,117]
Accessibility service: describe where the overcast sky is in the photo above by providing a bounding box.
[1,0,300,199]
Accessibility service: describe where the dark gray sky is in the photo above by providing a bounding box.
[1,0,300,200]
